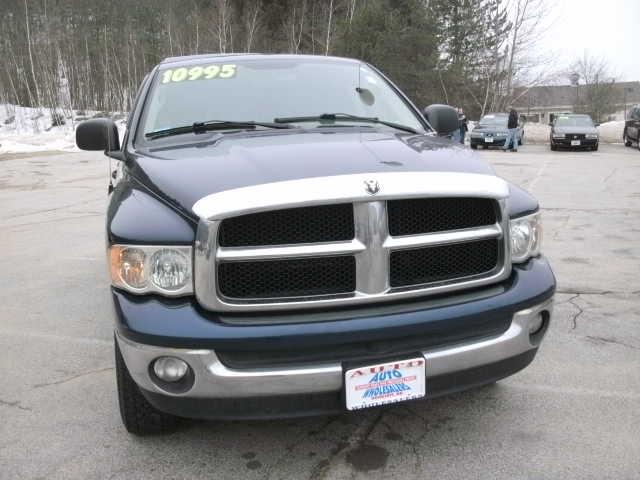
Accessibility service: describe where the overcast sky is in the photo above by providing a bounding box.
[539,0,639,83]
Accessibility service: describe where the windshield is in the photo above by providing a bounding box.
[554,115,594,127]
[479,114,508,127]
[137,58,425,142]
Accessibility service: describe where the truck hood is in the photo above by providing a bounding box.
[129,129,496,218]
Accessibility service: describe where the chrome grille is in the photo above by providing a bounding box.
[219,204,354,247]
[390,239,501,288]
[388,197,497,236]
[218,256,356,299]
[193,172,512,312]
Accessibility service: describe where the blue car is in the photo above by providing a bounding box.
[470,113,524,149]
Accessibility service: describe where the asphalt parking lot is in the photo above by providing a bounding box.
[1,144,639,479]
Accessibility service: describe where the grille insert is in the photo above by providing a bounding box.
[218,256,356,299]
[390,239,500,288]
[218,204,354,247]
[388,198,497,236]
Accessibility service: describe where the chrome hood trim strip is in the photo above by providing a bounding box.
[192,172,509,220]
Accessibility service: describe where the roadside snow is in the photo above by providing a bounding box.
[598,121,624,144]
[0,104,125,154]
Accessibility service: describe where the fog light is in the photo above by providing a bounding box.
[529,313,544,335]
[153,357,188,382]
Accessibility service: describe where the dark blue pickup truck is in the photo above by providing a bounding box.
[76,54,555,435]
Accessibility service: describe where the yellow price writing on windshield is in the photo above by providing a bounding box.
[161,64,237,84]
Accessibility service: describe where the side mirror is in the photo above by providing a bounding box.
[423,104,459,136]
[76,118,120,153]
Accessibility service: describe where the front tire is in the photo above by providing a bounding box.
[550,143,557,151]
[470,143,478,150]
[115,338,179,435]
[624,131,632,147]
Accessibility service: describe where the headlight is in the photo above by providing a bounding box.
[552,134,565,139]
[109,245,193,296]
[586,133,598,139]
[510,212,542,263]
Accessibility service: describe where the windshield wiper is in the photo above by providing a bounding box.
[145,120,294,140]
[274,113,419,134]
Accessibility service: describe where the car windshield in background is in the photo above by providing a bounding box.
[555,115,594,127]
[137,58,425,143]
[479,114,508,127]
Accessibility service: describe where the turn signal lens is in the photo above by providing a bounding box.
[110,247,146,289]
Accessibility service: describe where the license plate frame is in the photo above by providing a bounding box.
[484,137,494,143]
[571,139,581,146]
[344,357,426,411]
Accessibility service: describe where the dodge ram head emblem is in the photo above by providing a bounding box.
[364,179,380,195]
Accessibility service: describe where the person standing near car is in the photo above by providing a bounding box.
[503,106,519,152]
[457,107,468,145]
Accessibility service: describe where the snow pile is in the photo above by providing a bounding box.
[522,123,550,144]
[598,121,624,144]
[0,105,125,154]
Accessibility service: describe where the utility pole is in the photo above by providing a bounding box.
[570,72,580,114]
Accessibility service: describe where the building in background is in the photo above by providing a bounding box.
[513,81,640,123]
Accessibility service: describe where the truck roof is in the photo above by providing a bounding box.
[160,53,361,67]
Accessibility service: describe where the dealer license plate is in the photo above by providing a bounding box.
[571,140,581,146]
[345,358,426,410]
[484,137,494,143]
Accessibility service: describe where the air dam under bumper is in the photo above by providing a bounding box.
[116,297,553,419]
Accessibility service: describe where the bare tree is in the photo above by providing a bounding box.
[569,52,618,122]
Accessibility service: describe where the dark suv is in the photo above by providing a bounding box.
[623,104,640,150]
[75,54,555,435]
[549,113,599,151]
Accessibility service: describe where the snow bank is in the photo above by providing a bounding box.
[0,104,125,154]
[598,121,624,144]
[522,123,550,144]
[470,120,625,144]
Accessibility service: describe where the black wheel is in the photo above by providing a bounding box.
[550,143,557,151]
[115,338,179,435]
[637,135,640,151]
[624,131,632,147]
[470,143,478,150]
[593,144,599,151]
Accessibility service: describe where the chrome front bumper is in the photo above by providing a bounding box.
[116,298,553,399]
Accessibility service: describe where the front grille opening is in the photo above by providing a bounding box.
[390,239,500,288]
[218,204,354,247]
[218,256,356,299]
[388,198,498,236]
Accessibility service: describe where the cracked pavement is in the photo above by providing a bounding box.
[1,145,639,479]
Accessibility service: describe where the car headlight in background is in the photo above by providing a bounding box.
[586,133,598,139]
[552,134,565,139]
[109,245,193,296]
[510,212,542,263]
